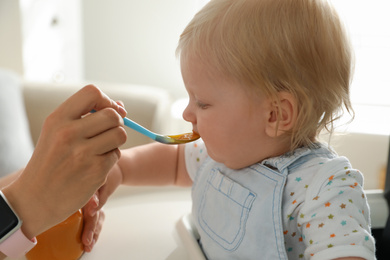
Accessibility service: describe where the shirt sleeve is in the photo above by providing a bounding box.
[184,138,208,181]
[297,157,375,260]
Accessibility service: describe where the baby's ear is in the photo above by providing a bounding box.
[265,92,298,137]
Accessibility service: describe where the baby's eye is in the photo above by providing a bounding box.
[196,101,209,109]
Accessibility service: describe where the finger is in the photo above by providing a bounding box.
[87,192,100,217]
[84,194,99,217]
[95,184,112,212]
[58,85,127,120]
[95,166,122,211]
[92,210,105,243]
[84,241,95,253]
[79,108,124,139]
[116,100,125,109]
[82,208,99,247]
[92,149,122,182]
[86,126,127,155]
[84,210,105,252]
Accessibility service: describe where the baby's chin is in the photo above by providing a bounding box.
[211,152,267,170]
[209,154,248,170]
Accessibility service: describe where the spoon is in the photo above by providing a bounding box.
[123,117,200,144]
[91,110,200,144]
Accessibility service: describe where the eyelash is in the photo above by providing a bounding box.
[196,101,209,109]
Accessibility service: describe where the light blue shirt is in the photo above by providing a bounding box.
[185,140,375,259]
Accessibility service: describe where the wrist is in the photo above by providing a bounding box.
[1,184,46,239]
[0,190,37,258]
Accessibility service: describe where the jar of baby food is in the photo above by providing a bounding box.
[25,209,84,260]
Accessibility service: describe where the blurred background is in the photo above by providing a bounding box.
[1,0,210,98]
[0,0,390,190]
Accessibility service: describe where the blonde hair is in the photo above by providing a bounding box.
[177,0,354,150]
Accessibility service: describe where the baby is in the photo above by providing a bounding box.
[99,0,376,259]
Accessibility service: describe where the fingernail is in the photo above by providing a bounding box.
[87,231,94,245]
[118,105,127,117]
[89,239,96,251]
[90,208,97,217]
[93,194,99,207]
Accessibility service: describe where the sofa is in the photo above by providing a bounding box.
[0,68,173,177]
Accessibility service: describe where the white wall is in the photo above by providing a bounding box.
[0,0,23,74]
[20,0,84,83]
[82,0,198,98]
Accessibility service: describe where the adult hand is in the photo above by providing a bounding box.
[2,85,127,240]
[92,163,123,214]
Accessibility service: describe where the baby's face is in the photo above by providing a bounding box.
[180,56,277,169]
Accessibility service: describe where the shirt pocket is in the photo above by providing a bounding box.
[198,169,256,251]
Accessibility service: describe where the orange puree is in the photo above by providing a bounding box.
[169,131,200,141]
[26,209,84,260]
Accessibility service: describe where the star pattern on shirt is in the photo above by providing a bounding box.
[282,166,373,260]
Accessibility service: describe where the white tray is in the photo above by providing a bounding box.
[175,214,206,260]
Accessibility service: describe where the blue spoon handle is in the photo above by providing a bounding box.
[90,109,159,141]
[122,117,159,141]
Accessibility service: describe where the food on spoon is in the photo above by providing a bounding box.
[168,131,200,141]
